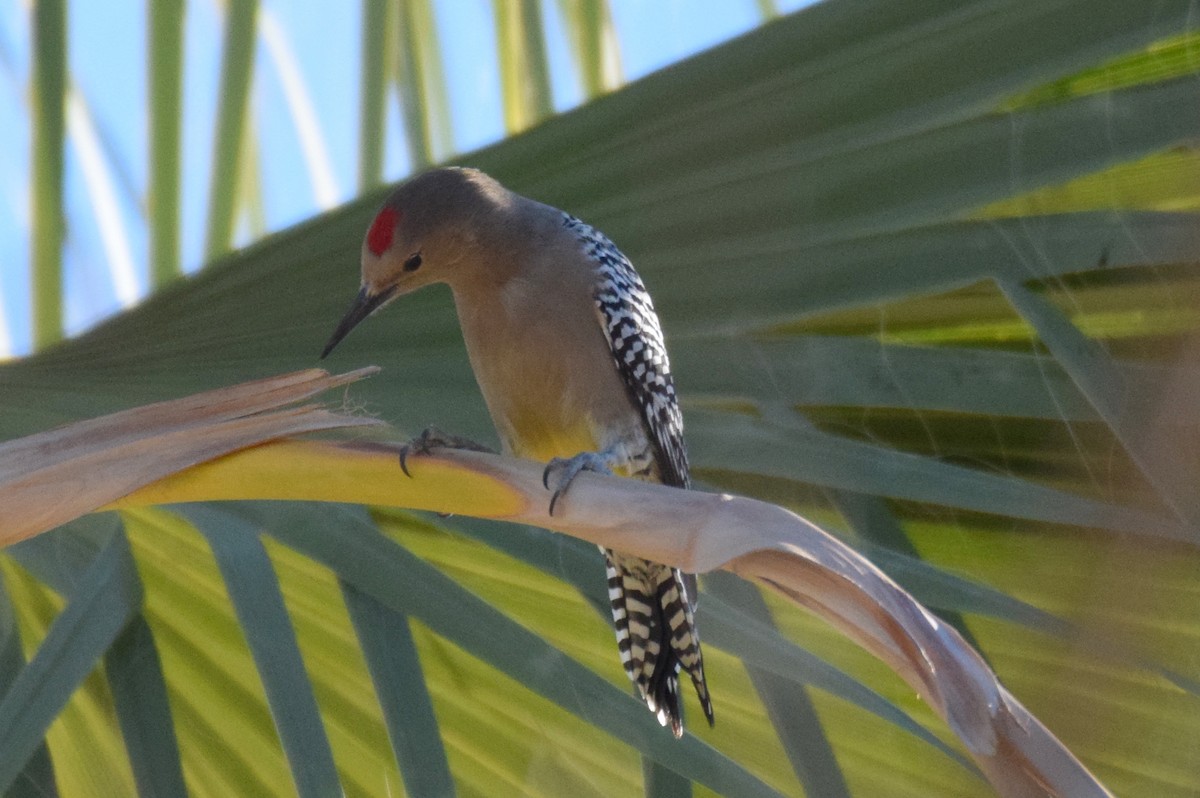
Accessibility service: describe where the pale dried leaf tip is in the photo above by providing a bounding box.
[0,369,387,546]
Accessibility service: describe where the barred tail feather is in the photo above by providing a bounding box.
[604,550,714,737]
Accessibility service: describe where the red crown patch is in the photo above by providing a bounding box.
[366,207,400,256]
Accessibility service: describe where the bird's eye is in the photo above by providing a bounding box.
[403,253,422,272]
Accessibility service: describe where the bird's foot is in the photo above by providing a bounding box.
[542,451,616,516]
[399,426,494,476]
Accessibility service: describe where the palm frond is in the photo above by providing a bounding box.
[2,1,1199,795]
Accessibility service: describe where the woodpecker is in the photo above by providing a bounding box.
[322,167,713,736]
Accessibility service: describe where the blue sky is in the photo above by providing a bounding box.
[0,1,813,357]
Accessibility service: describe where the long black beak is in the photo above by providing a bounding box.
[320,285,397,358]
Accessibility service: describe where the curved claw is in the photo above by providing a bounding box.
[548,487,564,517]
[542,451,614,517]
[542,459,562,490]
[396,426,494,479]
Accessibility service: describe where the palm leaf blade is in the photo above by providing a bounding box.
[2,1,1199,795]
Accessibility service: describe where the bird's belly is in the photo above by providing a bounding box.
[503,413,643,480]
[502,410,601,463]
[457,283,643,472]
[480,361,641,476]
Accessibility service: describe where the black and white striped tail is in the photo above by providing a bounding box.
[605,550,714,737]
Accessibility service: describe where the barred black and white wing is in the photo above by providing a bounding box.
[562,214,689,488]
[563,213,714,736]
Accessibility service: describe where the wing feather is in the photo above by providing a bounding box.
[561,214,690,489]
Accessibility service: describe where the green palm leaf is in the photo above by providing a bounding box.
[3,1,1199,795]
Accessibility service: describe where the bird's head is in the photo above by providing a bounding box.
[321,167,512,358]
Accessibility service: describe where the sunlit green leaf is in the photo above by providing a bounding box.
[4,1,1200,795]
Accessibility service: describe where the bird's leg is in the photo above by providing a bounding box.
[398,425,494,476]
[542,448,622,516]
